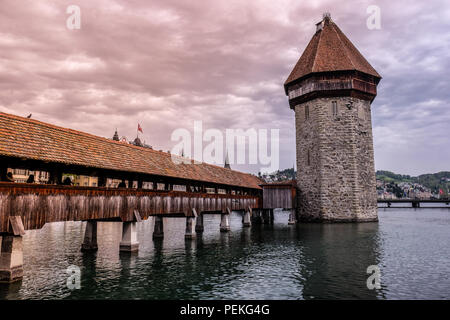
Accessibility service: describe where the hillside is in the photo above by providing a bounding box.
[258,168,296,182]
[376,170,450,195]
[259,168,449,196]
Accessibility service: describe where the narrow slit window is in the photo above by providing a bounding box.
[332,101,338,116]
[307,149,311,166]
[305,105,309,120]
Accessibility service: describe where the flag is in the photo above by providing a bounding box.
[138,123,143,133]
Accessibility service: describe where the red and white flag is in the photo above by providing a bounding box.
[138,123,143,133]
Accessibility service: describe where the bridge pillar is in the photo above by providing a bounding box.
[261,209,272,224]
[81,221,98,252]
[0,235,23,283]
[195,213,204,233]
[243,208,252,227]
[153,216,164,239]
[185,217,197,240]
[120,222,139,252]
[251,209,261,224]
[288,209,297,225]
[220,211,231,232]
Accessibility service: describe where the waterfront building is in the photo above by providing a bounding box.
[285,14,381,222]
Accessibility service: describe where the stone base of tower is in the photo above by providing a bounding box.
[296,191,378,223]
[293,96,379,224]
[296,213,378,223]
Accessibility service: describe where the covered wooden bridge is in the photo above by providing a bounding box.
[0,112,264,283]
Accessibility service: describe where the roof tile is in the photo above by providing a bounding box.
[285,16,381,86]
[0,112,263,189]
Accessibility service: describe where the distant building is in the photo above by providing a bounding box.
[73,175,98,187]
[7,168,49,183]
[112,129,120,141]
[224,153,231,169]
[132,136,143,147]
[111,129,152,149]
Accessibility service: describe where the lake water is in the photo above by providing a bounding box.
[1,206,449,300]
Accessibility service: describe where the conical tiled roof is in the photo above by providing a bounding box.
[285,15,381,87]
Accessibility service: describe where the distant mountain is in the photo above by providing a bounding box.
[376,170,450,194]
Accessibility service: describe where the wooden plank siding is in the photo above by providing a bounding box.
[0,183,260,233]
[261,181,297,209]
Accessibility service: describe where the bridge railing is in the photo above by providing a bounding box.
[0,182,261,232]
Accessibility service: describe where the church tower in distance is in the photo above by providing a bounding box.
[285,14,381,222]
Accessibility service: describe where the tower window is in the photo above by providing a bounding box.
[305,105,309,120]
[332,101,338,116]
[307,149,311,166]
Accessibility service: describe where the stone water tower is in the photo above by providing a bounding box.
[285,14,381,222]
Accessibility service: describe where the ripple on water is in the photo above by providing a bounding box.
[1,209,449,299]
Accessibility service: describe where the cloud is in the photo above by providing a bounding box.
[0,0,448,175]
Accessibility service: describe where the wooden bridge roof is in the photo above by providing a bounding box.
[285,15,381,90]
[260,180,297,188]
[0,112,263,190]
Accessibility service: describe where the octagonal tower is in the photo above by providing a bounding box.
[285,14,381,222]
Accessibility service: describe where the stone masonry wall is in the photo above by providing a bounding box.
[295,97,378,222]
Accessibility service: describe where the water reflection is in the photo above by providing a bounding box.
[296,223,382,299]
[1,209,449,299]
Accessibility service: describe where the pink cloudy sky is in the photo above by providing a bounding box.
[0,0,449,175]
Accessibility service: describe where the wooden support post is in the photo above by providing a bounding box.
[185,209,197,240]
[250,209,259,224]
[0,216,25,283]
[120,222,139,252]
[243,207,252,227]
[153,216,164,239]
[98,176,107,188]
[261,209,271,224]
[0,235,23,283]
[81,221,98,251]
[195,212,204,233]
[220,208,231,232]
[288,209,297,225]
[128,179,134,189]
[137,179,143,189]
[185,218,196,239]
[49,169,62,185]
[0,164,8,181]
